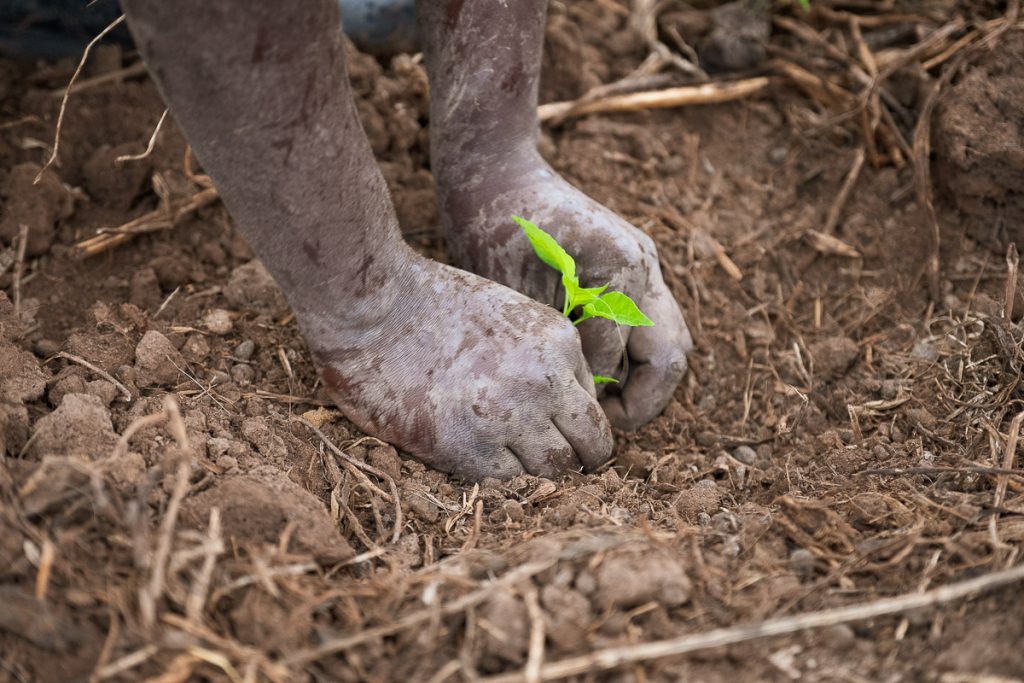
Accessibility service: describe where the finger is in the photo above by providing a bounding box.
[553,386,614,471]
[508,422,584,478]
[573,345,598,399]
[577,313,632,379]
[601,277,692,430]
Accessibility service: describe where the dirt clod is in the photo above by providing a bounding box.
[699,0,770,73]
[480,589,530,664]
[223,259,288,316]
[184,474,354,563]
[677,478,723,520]
[28,393,117,460]
[0,341,48,403]
[83,143,151,208]
[596,550,692,610]
[368,443,403,481]
[809,336,859,381]
[134,329,186,387]
[0,163,74,256]
[934,32,1024,251]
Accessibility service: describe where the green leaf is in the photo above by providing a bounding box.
[563,279,608,313]
[583,291,654,327]
[593,375,619,385]
[513,216,575,281]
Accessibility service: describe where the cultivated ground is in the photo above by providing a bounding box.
[2,1,1024,681]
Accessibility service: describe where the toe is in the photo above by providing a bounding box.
[456,445,526,481]
[554,385,614,471]
[508,422,583,478]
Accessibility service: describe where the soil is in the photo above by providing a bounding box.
[2,2,1024,682]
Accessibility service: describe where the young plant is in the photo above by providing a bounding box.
[513,215,654,385]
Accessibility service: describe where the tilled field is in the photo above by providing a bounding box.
[1,1,1024,681]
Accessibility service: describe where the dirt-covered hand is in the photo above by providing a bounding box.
[307,250,613,479]
[439,155,693,430]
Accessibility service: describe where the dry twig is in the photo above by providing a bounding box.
[75,185,219,257]
[630,0,705,79]
[523,586,546,683]
[11,224,28,318]
[34,538,55,600]
[806,231,860,259]
[821,147,866,236]
[298,420,403,544]
[140,397,193,628]
[117,109,169,164]
[53,351,133,402]
[284,560,554,666]
[50,61,148,96]
[185,507,224,622]
[36,14,126,182]
[1004,245,1019,321]
[538,77,769,123]
[995,414,1024,510]
[482,563,1024,682]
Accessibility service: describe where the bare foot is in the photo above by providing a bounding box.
[436,147,693,430]
[303,245,613,480]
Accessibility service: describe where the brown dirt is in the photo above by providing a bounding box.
[2,3,1024,682]
[934,30,1024,252]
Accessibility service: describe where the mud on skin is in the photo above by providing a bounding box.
[419,0,693,429]
[309,255,614,479]
[121,0,614,479]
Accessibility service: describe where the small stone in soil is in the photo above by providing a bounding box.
[789,548,816,577]
[230,363,254,384]
[223,260,288,315]
[501,499,525,523]
[207,370,231,386]
[695,430,717,447]
[233,339,256,361]
[733,445,757,465]
[480,590,529,663]
[181,334,211,363]
[202,308,234,335]
[820,624,856,649]
[768,146,788,165]
[401,480,440,523]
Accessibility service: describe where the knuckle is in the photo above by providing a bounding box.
[548,317,580,349]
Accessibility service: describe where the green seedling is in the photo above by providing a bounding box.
[513,215,654,385]
[513,216,654,327]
